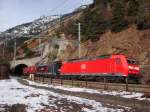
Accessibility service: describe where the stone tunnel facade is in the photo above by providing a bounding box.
[10,57,41,76]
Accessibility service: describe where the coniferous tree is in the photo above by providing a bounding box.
[79,9,108,42]
[127,0,139,16]
[111,0,128,32]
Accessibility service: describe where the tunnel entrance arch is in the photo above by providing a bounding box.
[13,64,28,76]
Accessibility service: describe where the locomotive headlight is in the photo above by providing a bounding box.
[128,66,134,69]
[134,67,140,71]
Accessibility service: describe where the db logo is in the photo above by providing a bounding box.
[81,64,86,70]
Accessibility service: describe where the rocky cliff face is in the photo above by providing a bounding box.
[57,26,150,63]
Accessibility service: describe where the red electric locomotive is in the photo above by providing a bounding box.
[60,55,141,82]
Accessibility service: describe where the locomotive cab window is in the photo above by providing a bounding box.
[127,59,137,64]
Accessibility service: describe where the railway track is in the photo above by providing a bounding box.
[23,76,150,93]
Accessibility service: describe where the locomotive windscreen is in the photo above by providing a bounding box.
[127,59,137,64]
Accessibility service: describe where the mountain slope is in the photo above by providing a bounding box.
[4,15,60,36]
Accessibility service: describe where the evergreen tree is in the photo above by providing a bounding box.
[111,0,128,32]
[127,0,139,16]
[79,9,108,42]
[65,19,77,36]
[0,58,10,66]
[94,0,110,6]
[136,0,150,29]
[55,19,77,37]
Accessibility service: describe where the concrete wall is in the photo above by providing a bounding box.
[10,57,41,69]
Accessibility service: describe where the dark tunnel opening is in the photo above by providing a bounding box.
[13,64,28,76]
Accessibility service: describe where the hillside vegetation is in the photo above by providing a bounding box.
[56,0,150,42]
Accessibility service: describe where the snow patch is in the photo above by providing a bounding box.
[27,79,150,101]
[0,79,124,112]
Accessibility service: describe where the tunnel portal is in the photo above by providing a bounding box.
[13,64,28,76]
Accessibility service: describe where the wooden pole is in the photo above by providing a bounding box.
[51,77,53,84]
[42,77,44,83]
[72,78,74,87]
[85,80,88,87]
[48,77,51,85]
[85,76,88,87]
[125,77,128,91]
[61,78,63,85]
[104,77,108,90]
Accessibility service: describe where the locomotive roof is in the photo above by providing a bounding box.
[67,55,110,62]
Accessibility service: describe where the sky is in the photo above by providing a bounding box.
[0,0,93,31]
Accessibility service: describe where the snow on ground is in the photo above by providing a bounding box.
[27,79,150,101]
[0,79,124,112]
